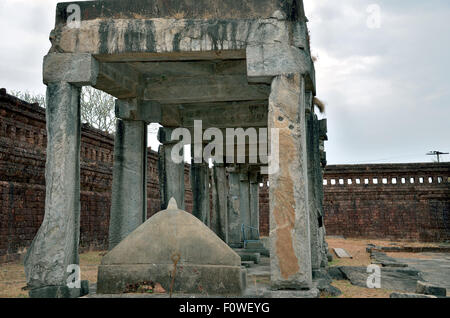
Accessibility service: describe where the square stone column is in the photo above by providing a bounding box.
[211,164,229,243]
[158,127,185,210]
[249,171,261,241]
[227,168,242,248]
[24,82,81,297]
[305,92,322,271]
[190,161,210,225]
[108,117,148,250]
[268,74,312,290]
[24,53,99,298]
[239,171,251,241]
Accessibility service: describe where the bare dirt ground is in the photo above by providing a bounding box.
[0,238,443,298]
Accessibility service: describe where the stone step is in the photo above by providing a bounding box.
[234,250,261,264]
[241,261,255,268]
[245,241,265,249]
[243,247,270,257]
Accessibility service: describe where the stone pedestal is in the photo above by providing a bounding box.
[109,118,148,250]
[24,82,82,295]
[158,127,185,210]
[211,165,229,243]
[268,74,312,290]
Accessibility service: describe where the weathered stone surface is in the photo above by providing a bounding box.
[55,0,306,24]
[43,53,99,86]
[24,82,81,295]
[211,165,228,243]
[416,281,447,297]
[144,75,270,104]
[239,172,251,240]
[268,74,312,290]
[115,98,161,123]
[109,119,148,250]
[390,292,437,299]
[334,248,352,259]
[339,266,423,292]
[247,45,315,91]
[249,173,260,241]
[158,128,185,210]
[190,163,210,225]
[227,171,242,247]
[98,199,245,295]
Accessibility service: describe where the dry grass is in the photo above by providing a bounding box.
[328,280,396,298]
[0,251,105,298]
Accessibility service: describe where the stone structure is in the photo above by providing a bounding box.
[22,0,327,297]
[97,198,246,295]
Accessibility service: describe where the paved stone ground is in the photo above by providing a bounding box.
[393,253,450,291]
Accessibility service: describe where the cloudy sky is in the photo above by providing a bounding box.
[0,0,449,164]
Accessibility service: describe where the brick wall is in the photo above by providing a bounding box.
[0,89,192,263]
[322,164,450,242]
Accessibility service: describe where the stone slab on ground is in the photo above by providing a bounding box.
[370,251,408,268]
[390,292,437,298]
[338,266,423,292]
[416,281,447,297]
[391,253,450,292]
[333,248,352,258]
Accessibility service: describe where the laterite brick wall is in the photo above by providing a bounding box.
[0,89,192,263]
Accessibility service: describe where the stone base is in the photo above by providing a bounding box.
[29,280,89,298]
[97,264,246,296]
[242,287,320,298]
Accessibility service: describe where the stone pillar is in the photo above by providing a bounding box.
[24,53,98,298]
[158,127,185,210]
[108,115,148,250]
[227,168,242,248]
[239,171,251,242]
[305,92,322,271]
[211,164,229,243]
[249,171,260,241]
[190,161,210,225]
[268,74,312,290]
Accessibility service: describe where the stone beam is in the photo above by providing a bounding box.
[95,62,140,99]
[115,98,161,123]
[180,101,268,129]
[43,53,99,87]
[109,118,148,250]
[143,75,270,104]
[268,73,312,290]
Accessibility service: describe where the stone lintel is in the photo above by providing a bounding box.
[95,62,140,99]
[43,53,99,86]
[143,75,270,104]
[115,98,161,123]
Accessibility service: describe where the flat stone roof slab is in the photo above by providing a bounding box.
[55,0,306,26]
